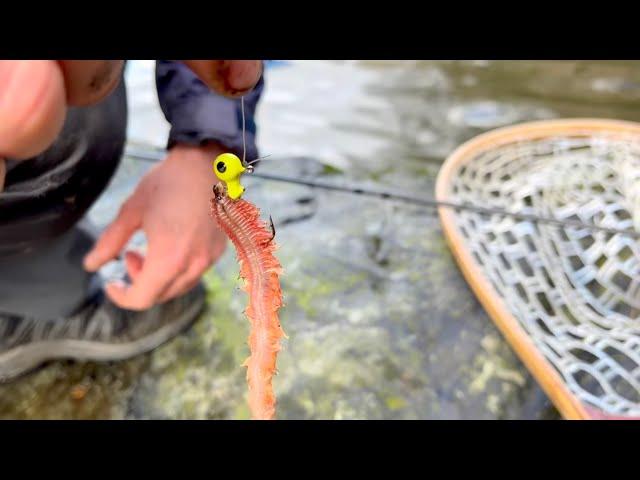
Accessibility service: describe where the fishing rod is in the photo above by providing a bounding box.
[123,145,640,240]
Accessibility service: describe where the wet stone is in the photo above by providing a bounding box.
[10,61,634,419]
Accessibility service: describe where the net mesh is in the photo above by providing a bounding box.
[449,132,640,417]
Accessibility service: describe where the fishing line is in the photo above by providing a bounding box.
[123,145,640,239]
[241,96,246,165]
[250,172,640,238]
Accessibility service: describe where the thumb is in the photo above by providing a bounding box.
[181,60,262,98]
[84,200,142,272]
[0,60,67,159]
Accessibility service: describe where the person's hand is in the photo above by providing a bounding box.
[0,60,263,192]
[83,143,228,310]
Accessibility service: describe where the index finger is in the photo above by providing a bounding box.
[181,60,263,98]
[105,243,187,310]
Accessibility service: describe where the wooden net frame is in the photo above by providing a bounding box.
[436,119,640,420]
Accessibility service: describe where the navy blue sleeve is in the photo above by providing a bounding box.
[155,61,264,160]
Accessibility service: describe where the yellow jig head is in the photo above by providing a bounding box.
[213,153,247,200]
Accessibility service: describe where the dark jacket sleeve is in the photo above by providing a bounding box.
[155,61,264,160]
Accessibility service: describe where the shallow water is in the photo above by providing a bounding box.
[2,61,640,419]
